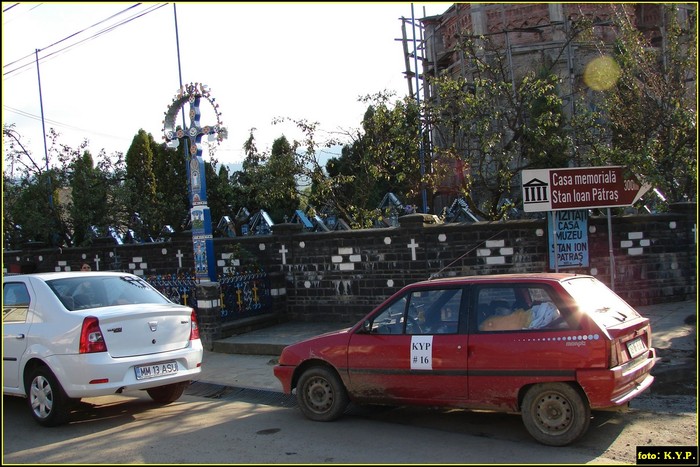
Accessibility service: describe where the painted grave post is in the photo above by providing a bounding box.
[163,83,227,282]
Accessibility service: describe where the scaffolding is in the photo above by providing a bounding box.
[398,5,432,214]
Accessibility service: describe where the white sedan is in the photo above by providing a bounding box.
[3,271,203,426]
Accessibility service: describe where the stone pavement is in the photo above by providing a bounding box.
[192,300,697,394]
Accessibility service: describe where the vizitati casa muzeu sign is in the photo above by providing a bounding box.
[521,166,650,279]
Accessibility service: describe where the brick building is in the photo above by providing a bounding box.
[401,3,695,215]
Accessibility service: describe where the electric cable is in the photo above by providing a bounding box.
[3,3,167,77]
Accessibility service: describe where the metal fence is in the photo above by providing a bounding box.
[146,271,272,321]
[219,272,272,321]
[148,273,199,308]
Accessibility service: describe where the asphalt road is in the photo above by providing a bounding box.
[3,389,696,464]
[3,300,695,464]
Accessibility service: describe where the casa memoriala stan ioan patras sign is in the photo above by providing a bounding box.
[521,166,650,213]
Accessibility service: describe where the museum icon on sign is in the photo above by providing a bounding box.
[522,177,551,212]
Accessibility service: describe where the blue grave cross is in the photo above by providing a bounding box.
[163,82,227,282]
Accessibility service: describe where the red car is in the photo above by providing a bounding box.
[274,273,656,446]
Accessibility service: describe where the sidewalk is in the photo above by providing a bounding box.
[193,300,697,394]
[197,321,349,392]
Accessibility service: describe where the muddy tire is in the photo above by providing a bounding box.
[296,366,349,422]
[521,382,591,446]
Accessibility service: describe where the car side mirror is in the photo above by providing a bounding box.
[361,320,372,334]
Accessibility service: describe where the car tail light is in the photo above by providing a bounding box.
[609,342,619,368]
[190,309,200,340]
[79,316,107,353]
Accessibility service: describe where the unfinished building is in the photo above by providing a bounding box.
[399,3,696,216]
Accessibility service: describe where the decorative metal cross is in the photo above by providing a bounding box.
[163,82,227,282]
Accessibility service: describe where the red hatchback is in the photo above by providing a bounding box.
[274,273,657,446]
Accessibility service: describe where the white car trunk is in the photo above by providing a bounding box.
[95,304,193,358]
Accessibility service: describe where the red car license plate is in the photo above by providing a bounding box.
[135,361,178,380]
[626,337,647,358]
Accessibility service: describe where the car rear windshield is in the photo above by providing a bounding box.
[47,275,171,311]
[561,276,641,327]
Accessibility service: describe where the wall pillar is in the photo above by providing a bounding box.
[195,281,221,350]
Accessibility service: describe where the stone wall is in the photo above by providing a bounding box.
[273,205,696,323]
[4,203,696,328]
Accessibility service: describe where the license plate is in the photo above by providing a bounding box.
[626,337,647,358]
[135,361,178,380]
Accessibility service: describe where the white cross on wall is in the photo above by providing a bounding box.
[176,250,184,268]
[93,255,101,271]
[408,238,419,261]
[279,244,288,265]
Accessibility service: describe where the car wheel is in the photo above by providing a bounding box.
[296,366,349,422]
[26,366,70,427]
[147,381,190,403]
[521,382,591,446]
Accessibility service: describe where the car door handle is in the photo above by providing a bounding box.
[10,333,25,339]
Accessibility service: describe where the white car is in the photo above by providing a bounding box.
[3,271,203,426]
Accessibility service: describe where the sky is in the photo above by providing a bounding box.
[2,2,453,171]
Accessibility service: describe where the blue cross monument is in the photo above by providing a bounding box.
[163,82,227,282]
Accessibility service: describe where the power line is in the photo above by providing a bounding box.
[4,105,131,146]
[2,3,142,70]
[3,3,167,78]
[1,3,169,155]
[2,3,20,13]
